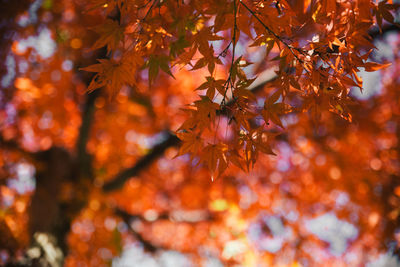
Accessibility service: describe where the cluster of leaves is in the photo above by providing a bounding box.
[84,0,397,176]
[1,0,400,266]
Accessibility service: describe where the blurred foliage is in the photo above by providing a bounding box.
[0,0,400,266]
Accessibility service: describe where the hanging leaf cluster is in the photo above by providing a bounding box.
[83,0,398,175]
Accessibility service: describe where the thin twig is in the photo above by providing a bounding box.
[221,0,239,106]
[239,0,308,72]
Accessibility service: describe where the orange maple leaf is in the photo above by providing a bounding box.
[81,58,136,96]
[262,90,292,128]
[92,19,125,53]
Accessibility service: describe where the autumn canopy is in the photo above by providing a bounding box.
[1,0,400,266]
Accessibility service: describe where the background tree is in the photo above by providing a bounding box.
[0,0,400,266]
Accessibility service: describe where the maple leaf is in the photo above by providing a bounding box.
[329,97,355,122]
[81,58,136,96]
[249,35,275,57]
[193,96,220,130]
[363,62,391,72]
[170,35,191,58]
[226,149,245,171]
[234,87,256,101]
[192,29,224,74]
[175,131,203,159]
[232,106,257,132]
[177,96,220,135]
[262,90,292,128]
[92,19,125,53]
[146,55,175,85]
[374,0,400,30]
[241,128,276,170]
[174,46,197,67]
[200,143,228,178]
[195,76,226,99]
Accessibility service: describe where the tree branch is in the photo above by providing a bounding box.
[114,208,163,252]
[239,0,308,69]
[114,208,214,252]
[0,135,33,156]
[75,89,101,179]
[0,135,39,167]
[103,131,181,192]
